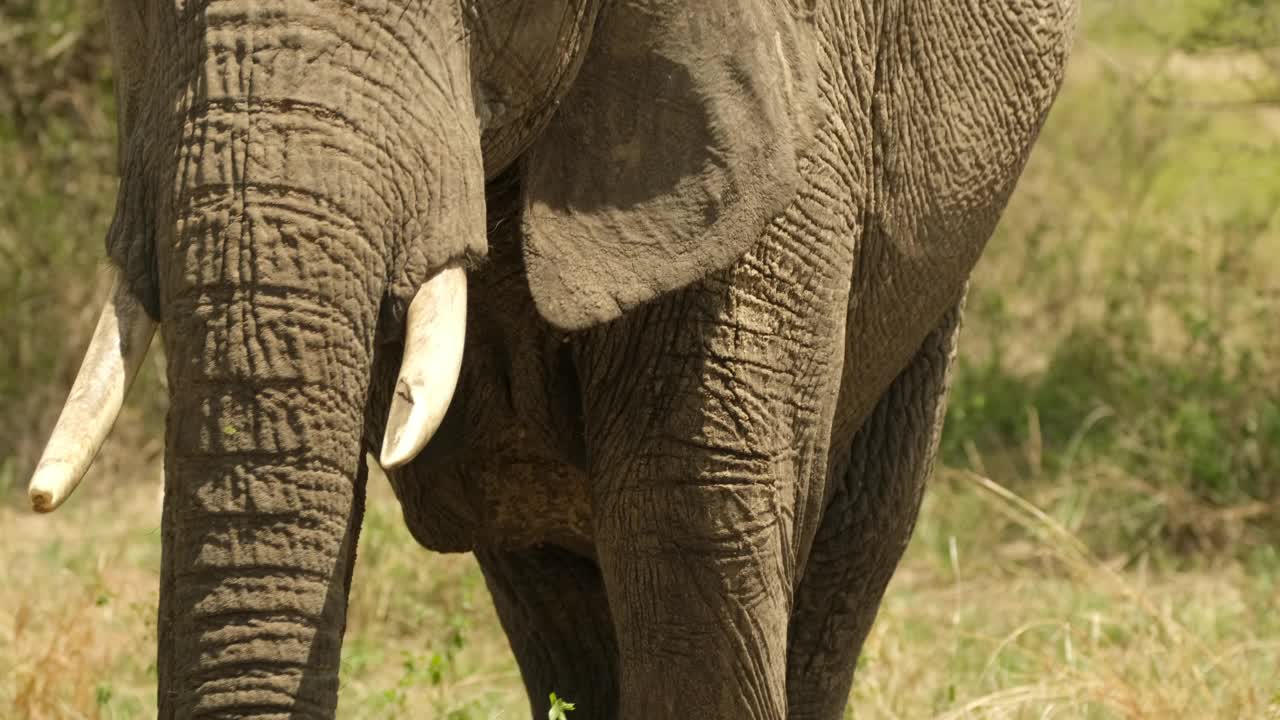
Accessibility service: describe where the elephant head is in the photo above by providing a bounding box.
[28,0,825,714]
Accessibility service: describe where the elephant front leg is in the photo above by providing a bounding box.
[577,298,833,720]
[592,469,793,720]
[475,545,620,719]
[786,301,964,719]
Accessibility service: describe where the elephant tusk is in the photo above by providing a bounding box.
[379,265,467,469]
[29,271,156,512]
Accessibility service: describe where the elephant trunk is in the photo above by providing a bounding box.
[146,3,483,715]
[156,141,381,716]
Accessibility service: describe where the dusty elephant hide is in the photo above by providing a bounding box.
[43,0,1085,717]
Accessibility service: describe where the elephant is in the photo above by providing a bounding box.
[28,0,1077,717]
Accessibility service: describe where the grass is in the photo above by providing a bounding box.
[2,0,1278,718]
[946,0,1280,559]
[4,471,1276,718]
[866,473,1280,719]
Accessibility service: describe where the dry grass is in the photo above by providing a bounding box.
[1,481,162,719]
[3,468,1276,719]
[857,473,1280,719]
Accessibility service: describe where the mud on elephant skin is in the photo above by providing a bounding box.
[29,0,1078,717]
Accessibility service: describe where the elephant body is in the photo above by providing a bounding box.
[74,0,1079,716]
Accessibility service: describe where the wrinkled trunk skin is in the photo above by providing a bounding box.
[143,2,483,716]
[156,96,380,720]
[158,209,376,720]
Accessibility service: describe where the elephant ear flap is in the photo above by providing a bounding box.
[104,0,150,173]
[520,0,820,331]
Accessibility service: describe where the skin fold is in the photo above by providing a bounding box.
[87,0,1079,717]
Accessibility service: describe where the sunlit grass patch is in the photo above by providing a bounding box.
[853,474,1280,719]
[340,476,522,719]
[0,484,161,718]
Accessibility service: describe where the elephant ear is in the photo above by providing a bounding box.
[520,0,820,331]
[104,0,149,174]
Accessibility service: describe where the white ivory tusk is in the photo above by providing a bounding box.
[379,265,467,469]
[29,271,156,512]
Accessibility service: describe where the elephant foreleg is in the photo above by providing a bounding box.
[475,545,619,719]
[579,301,816,720]
[785,301,964,719]
[593,477,793,720]
[572,183,855,716]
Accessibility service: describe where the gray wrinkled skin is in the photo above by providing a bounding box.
[97,0,1077,717]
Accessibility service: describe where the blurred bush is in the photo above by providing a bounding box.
[945,0,1280,559]
[0,0,164,496]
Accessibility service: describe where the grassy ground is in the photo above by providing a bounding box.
[2,1,1278,718]
[4,474,1277,719]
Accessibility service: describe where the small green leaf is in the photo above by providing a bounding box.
[429,652,446,686]
[548,691,576,720]
[222,424,237,436]
[95,683,113,707]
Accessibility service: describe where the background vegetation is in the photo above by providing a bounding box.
[2,0,1277,717]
